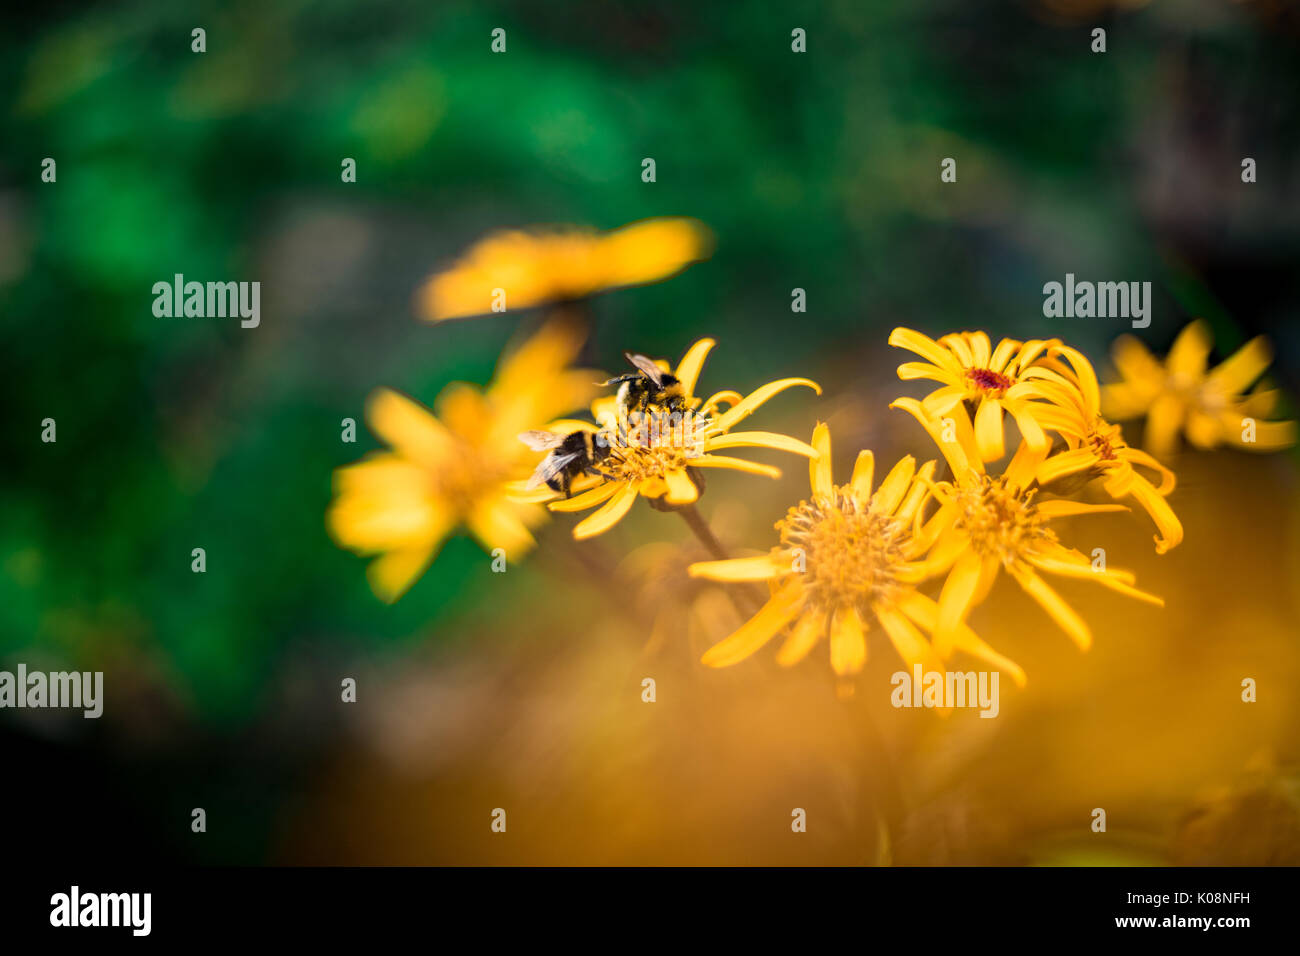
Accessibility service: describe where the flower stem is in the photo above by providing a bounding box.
[676,503,767,617]
[677,503,731,562]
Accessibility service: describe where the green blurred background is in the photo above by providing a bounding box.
[2,0,1298,864]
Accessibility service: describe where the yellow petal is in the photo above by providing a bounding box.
[890,397,981,478]
[572,481,641,539]
[849,450,875,505]
[705,431,818,457]
[1002,435,1048,493]
[940,332,975,368]
[1167,319,1212,379]
[896,591,1026,688]
[366,542,441,604]
[1222,415,1296,451]
[809,422,833,501]
[1005,398,1050,454]
[1035,447,1097,487]
[875,601,944,678]
[598,217,713,289]
[1009,563,1091,650]
[1124,472,1183,554]
[776,606,828,666]
[673,338,716,399]
[897,361,954,384]
[699,389,743,414]
[664,468,699,505]
[328,460,448,552]
[889,327,961,373]
[935,551,986,656]
[548,481,619,513]
[700,580,805,668]
[366,388,456,467]
[1143,393,1186,458]
[909,515,964,576]
[989,337,1019,374]
[1028,550,1164,607]
[1100,382,1154,421]
[689,553,785,582]
[973,397,1005,461]
[1208,335,1272,395]
[1047,343,1101,413]
[872,455,916,515]
[466,500,537,556]
[712,378,821,432]
[1110,334,1162,384]
[895,460,936,526]
[921,384,967,417]
[829,604,868,676]
[1119,447,1177,495]
[1035,499,1129,519]
[689,455,782,479]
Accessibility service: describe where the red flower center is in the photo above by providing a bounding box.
[966,367,1014,393]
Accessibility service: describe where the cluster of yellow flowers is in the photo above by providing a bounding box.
[329,219,1294,692]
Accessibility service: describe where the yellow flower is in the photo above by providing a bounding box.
[327,318,599,602]
[892,398,1164,655]
[1008,343,1184,554]
[888,327,1068,462]
[417,217,713,322]
[1100,319,1296,456]
[689,424,1025,685]
[544,338,821,539]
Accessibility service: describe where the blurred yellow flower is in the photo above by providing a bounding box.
[544,339,821,539]
[1101,319,1296,457]
[893,398,1163,657]
[417,217,713,322]
[888,328,1067,462]
[690,424,1024,685]
[327,318,600,602]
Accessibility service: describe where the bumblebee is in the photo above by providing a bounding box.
[603,352,689,418]
[519,428,613,497]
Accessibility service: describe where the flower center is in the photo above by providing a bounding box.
[432,441,511,513]
[776,487,907,609]
[1085,419,1126,461]
[951,475,1052,566]
[966,367,1014,395]
[604,412,711,483]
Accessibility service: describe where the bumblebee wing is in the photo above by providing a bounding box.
[526,451,582,490]
[624,352,665,387]
[518,430,565,451]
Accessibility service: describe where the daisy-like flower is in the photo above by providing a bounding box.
[688,424,1025,686]
[1011,344,1184,554]
[1100,319,1296,457]
[892,398,1164,655]
[417,217,713,322]
[543,339,822,539]
[888,328,1063,462]
[328,318,600,602]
